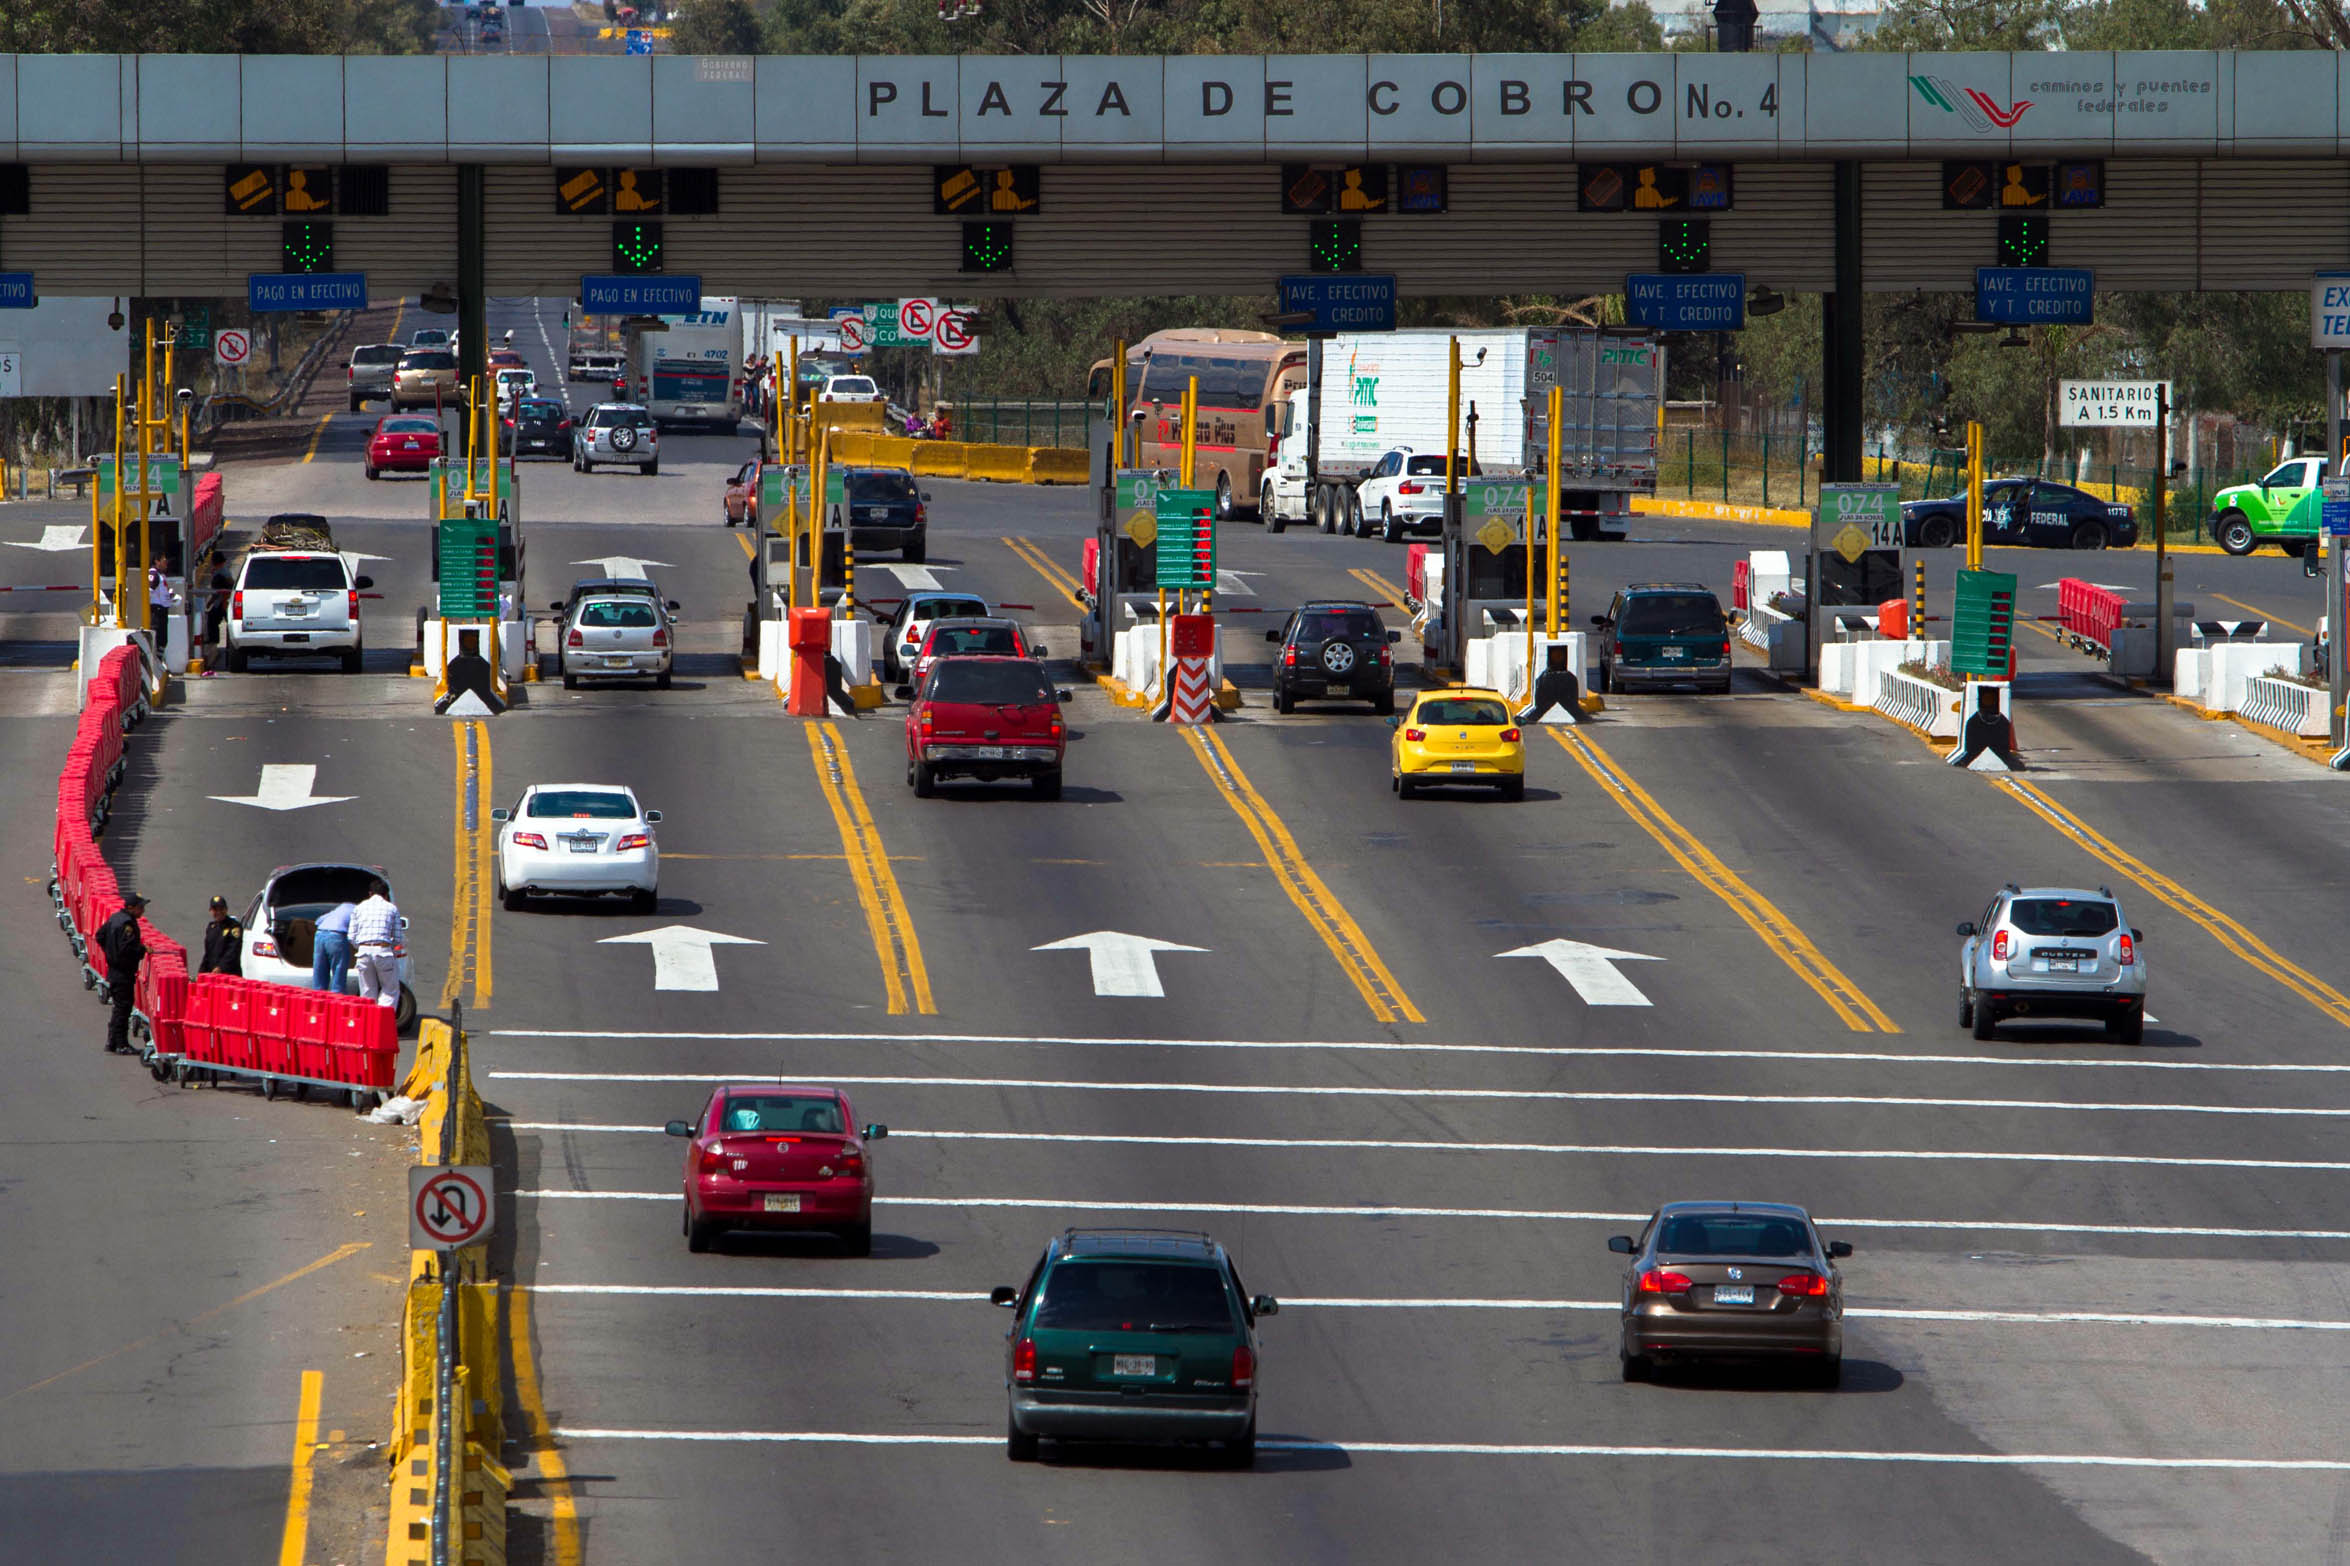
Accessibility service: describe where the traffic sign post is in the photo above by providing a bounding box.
[2059,379,2170,426]
[1276,274,1396,334]
[933,308,978,356]
[409,1164,495,1250]
[1623,273,1745,331]
[1152,488,1216,590]
[213,328,252,368]
[1951,569,2018,679]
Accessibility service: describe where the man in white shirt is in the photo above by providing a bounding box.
[348,879,402,1007]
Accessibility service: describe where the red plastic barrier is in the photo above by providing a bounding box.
[1878,598,1909,640]
[137,923,188,1055]
[102,644,141,717]
[1082,537,1100,598]
[1406,543,1430,605]
[327,996,398,1089]
[176,976,397,1089]
[2056,577,2124,652]
[189,473,224,568]
[291,989,337,1080]
[1732,558,1751,611]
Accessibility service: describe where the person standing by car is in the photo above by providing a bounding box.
[312,899,356,993]
[97,894,148,1054]
[349,880,402,1007]
[199,895,243,976]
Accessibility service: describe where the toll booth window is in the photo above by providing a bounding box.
[1461,548,1528,603]
[1618,594,1725,636]
[1815,551,1901,607]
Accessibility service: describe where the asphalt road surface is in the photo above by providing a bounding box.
[4,293,2349,1564]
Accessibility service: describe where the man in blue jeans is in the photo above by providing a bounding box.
[312,900,356,993]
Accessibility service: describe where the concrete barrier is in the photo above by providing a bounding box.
[964,443,1030,483]
[1465,631,1586,703]
[2175,640,2304,716]
[1029,447,1089,485]
[910,440,970,479]
[868,434,919,470]
[2240,674,2331,737]
[1875,668,1962,738]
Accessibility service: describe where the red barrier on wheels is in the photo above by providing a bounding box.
[1406,543,1430,605]
[189,473,224,569]
[137,924,188,1056]
[1733,558,1752,611]
[291,989,337,1079]
[2056,578,2126,653]
[1082,537,1100,599]
[177,976,397,1091]
[327,997,398,1090]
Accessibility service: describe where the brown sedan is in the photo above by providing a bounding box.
[1611,1200,1851,1387]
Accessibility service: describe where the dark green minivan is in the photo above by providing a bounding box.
[991,1229,1278,1467]
[1592,582,1733,695]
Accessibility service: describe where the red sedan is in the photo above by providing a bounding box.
[666,1084,888,1255]
[723,458,758,526]
[364,414,441,479]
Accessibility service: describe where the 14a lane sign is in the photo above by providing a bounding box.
[409,1165,495,1250]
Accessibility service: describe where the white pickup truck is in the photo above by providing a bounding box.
[223,524,373,673]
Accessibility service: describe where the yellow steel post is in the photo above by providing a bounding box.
[1111,338,1128,470]
[784,340,798,466]
[109,376,128,625]
[1964,420,1985,572]
[1180,375,1198,488]
[86,444,101,625]
[1545,383,1564,633]
[1445,337,1462,503]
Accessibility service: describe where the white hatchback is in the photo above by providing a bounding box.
[493,784,661,912]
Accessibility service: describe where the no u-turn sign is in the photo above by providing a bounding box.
[409,1165,495,1250]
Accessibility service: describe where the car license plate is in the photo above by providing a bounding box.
[604,656,632,669]
[2045,957,2080,973]
[565,839,597,854]
[1663,646,1686,660]
[283,603,313,618]
[763,1193,799,1213]
[1713,1285,1756,1306]
[1448,762,1477,774]
[1112,1355,1155,1377]
[971,745,1009,759]
[282,633,310,643]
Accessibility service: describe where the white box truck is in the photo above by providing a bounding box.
[1265,327,1662,541]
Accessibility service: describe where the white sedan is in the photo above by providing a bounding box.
[492,784,660,912]
[822,374,882,403]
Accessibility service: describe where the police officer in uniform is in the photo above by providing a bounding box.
[199,894,243,976]
[95,894,148,1054]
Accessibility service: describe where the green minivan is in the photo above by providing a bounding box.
[1592,582,1734,695]
[992,1229,1278,1467]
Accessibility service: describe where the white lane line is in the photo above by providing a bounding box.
[484,1071,2350,1120]
[518,1284,2350,1332]
[551,1429,2350,1470]
[496,1121,2350,1175]
[484,1029,2350,1077]
[505,1191,2350,1241]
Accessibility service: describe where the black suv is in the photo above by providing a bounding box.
[837,466,930,562]
[991,1228,1277,1466]
[1266,599,1399,714]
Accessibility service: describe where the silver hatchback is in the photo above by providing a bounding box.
[562,594,673,690]
[1958,884,2147,1042]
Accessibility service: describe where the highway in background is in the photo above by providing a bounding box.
[4,293,2350,1561]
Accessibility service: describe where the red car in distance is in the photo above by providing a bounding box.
[906,654,1070,800]
[665,1084,888,1256]
[365,413,441,479]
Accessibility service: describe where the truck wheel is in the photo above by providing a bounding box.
[2216,511,2255,555]
[1263,483,1284,534]
[1314,487,1333,533]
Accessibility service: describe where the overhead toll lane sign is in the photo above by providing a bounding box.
[579,274,702,314]
[934,164,984,214]
[1976,266,2089,324]
[249,273,366,312]
[1625,274,1744,331]
[934,164,1038,214]
[1278,274,1396,333]
[225,164,278,214]
[1577,164,1735,213]
[557,166,608,214]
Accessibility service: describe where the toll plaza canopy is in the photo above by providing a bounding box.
[4,51,2349,297]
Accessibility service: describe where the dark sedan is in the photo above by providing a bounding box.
[1901,477,2137,550]
[1611,1200,1852,1386]
[502,397,574,460]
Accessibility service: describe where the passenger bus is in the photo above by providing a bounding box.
[1088,328,1305,521]
[623,296,744,434]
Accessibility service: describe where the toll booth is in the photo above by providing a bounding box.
[426,455,525,609]
[1429,475,1556,677]
[1088,467,1169,664]
[1808,484,1907,682]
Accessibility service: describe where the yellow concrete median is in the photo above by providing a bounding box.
[911,440,970,479]
[963,443,1032,482]
[868,435,920,469]
[1028,446,1090,485]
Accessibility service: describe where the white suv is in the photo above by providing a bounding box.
[1355,447,1453,542]
[224,549,372,673]
[575,403,659,475]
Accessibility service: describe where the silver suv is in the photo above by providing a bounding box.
[1957,885,2147,1043]
[347,344,405,411]
[574,403,659,475]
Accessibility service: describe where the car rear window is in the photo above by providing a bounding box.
[381,418,438,434]
[1656,1214,1811,1257]
[518,401,565,420]
[1299,610,1379,641]
[828,377,877,396]
[718,1095,843,1133]
[848,470,917,502]
[243,556,347,591]
[579,601,657,628]
[1405,455,1449,476]
[353,346,404,366]
[1033,1262,1236,1332]
[594,408,653,428]
[1417,697,1509,726]
[1619,593,1725,637]
[526,790,636,819]
[401,352,457,371]
[915,597,989,622]
[2008,898,2119,937]
[926,661,1054,705]
[929,624,1018,656]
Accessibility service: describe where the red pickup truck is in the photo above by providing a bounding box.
[905,656,1070,800]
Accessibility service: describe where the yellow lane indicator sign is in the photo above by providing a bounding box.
[1832,522,1872,564]
[557,167,608,214]
[1124,511,1157,548]
[226,165,277,213]
[1476,516,1515,555]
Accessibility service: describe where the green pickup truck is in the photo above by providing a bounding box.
[2209,456,2326,555]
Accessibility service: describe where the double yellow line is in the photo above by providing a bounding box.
[1995,776,2350,1029]
[808,721,935,1013]
[1350,566,1411,609]
[1550,729,1899,1033]
[441,719,493,1010]
[1184,727,1423,1024]
[1005,535,1085,611]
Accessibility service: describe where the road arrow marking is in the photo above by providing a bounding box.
[1216,569,1263,597]
[572,555,674,582]
[871,562,952,593]
[1034,930,1208,998]
[1497,937,1662,1007]
[207,763,356,812]
[599,924,765,991]
[8,525,87,552]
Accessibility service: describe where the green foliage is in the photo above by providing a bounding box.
[0,0,437,52]
[672,0,769,51]
[754,0,1659,56]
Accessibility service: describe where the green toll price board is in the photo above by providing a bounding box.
[436,519,499,618]
[1152,487,1217,590]
[1951,567,2017,678]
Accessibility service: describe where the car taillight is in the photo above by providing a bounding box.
[1637,1269,1693,1294]
[697,1144,729,1176]
[251,938,277,959]
[835,1150,864,1177]
[915,504,927,524]
[511,832,547,850]
[1232,1344,1256,1389]
[232,590,244,619]
[567,629,584,648]
[651,627,668,647]
[1777,1273,1829,1298]
[918,709,934,732]
[1013,1338,1037,1383]
[1049,715,1064,739]
[1992,929,2010,961]
[1720,638,1732,658]
[615,833,650,852]
[348,590,360,619]
[1283,649,1297,665]
[1397,481,1423,495]
[1404,728,1425,742]
[2118,932,2136,966]
[906,630,920,644]
[1378,648,1392,664]
[1500,727,1521,742]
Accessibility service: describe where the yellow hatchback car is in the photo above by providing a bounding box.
[1391,688,1525,800]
